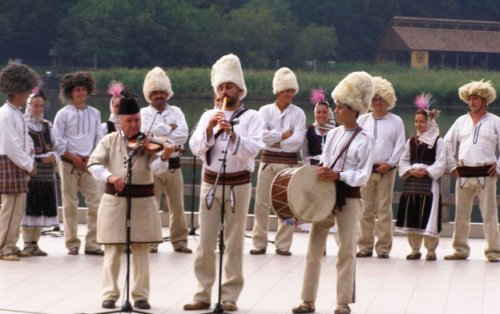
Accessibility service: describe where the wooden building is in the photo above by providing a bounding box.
[375,16,500,70]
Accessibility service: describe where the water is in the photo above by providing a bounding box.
[42,90,486,136]
[41,91,492,221]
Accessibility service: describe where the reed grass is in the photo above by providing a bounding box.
[92,64,500,106]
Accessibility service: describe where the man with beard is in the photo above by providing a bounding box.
[444,80,500,263]
[250,67,306,256]
[184,54,264,312]
[141,67,191,254]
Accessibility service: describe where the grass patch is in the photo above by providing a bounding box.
[91,64,500,106]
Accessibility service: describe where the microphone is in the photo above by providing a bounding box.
[230,118,240,126]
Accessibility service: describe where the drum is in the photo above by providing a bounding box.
[271,165,336,224]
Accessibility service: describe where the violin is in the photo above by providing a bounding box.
[127,135,185,154]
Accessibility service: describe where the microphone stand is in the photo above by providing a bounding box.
[188,121,199,236]
[204,127,233,314]
[93,148,149,314]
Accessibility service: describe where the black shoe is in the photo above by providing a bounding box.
[292,302,315,313]
[102,300,116,309]
[406,252,422,260]
[134,300,151,310]
[174,246,192,254]
[84,249,104,256]
[249,248,266,255]
[276,249,292,256]
[356,251,373,258]
[377,252,389,259]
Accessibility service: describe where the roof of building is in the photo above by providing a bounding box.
[377,16,500,53]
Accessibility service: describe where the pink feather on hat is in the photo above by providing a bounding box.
[31,86,40,95]
[310,88,325,105]
[107,81,124,97]
[414,92,433,110]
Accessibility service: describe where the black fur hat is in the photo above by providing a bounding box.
[118,97,140,115]
[0,63,39,97]
[59,71,95,102]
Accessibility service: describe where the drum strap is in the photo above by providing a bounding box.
[328,126,362,210]
[206,107,249,166]
[328,126,362,170]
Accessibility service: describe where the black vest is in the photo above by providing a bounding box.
[409,136,438,166]
[29,121,54,155]
[106,120,117,134]
[306,125,326,162]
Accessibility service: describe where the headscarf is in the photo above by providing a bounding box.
[310,88,336,131]
[415,93,440,148]
[313,101,336,131]
[24,87,45,124]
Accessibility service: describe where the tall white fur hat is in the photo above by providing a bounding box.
[372,76,396,110]
[273,67,299,95]
[143,67,174,102]
[331,71,374,115]
[211,54,247,100]
[458,80,496,105]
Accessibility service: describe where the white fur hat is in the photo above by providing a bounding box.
[143,67,174,102]
[458,80,496,105]
[273,67,299,95]
[211,54,247,100]
[372,76,396,110]
[331,71,374,115]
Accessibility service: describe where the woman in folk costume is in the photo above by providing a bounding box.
[21,87,63,256]
[101,81,124,134]
[396,94,447,261]
[301,88,336,166]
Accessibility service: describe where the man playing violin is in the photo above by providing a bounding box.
[88,96,177,310]
[140,67,191,254]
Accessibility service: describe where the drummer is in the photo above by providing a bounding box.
[292,72,375,314]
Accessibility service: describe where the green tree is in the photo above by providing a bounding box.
[0,0,75,65]
[293,24,338,66]
[52,0,129,67]
[221,0,298,68]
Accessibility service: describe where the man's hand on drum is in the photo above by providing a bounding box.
[317,166,339,181]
